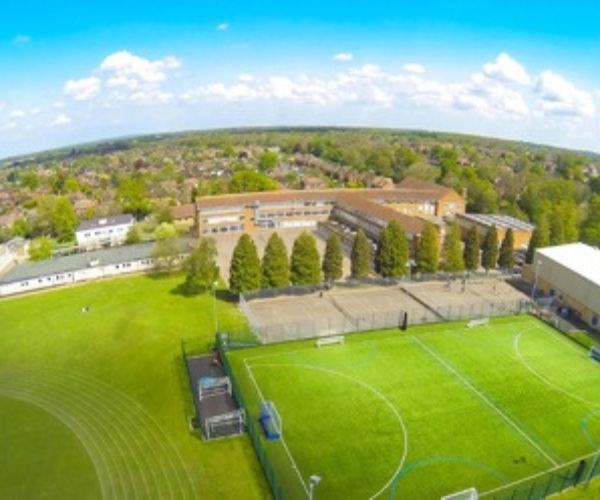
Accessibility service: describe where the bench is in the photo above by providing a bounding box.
[315,335,345,348]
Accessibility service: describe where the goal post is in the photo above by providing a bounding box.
[467,318,489,328]
[441,487,478,500]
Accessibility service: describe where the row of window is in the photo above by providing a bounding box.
[202,224,245,234]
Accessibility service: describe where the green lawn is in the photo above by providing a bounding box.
[227,315,600,499]
[0,274,268,500]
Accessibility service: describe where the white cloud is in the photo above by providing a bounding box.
[64,76,101,101]
[50,113,71,126]
[333,53,353,62]
[483,52,531,86]
[30,107,41,115]
[9,109,25,119]
[1,121,17,130]
[100,51,180,89]
[535,70,595,118]
[13,34,30,44]
[403,63,425,75]
[238,73,254,83]
[216,23,229,31]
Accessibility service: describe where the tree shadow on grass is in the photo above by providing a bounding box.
[169,283,238,303]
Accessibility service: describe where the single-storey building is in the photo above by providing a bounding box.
[0,239,192,298]
[530,243,600,331]
[76,214,135,250]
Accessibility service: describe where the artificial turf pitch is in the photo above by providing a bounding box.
[227,315,600,499]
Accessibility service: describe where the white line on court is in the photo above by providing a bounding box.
[243,358,310,497]
[248,361,409,500]
[410,335,559,467]
[513,328,600,409]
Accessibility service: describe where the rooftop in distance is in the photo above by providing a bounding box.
[457,213,535,231]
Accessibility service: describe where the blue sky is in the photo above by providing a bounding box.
[1,1,600,157]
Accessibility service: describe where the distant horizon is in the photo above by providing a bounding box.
[2,1,600,157]
[3,124,600,164]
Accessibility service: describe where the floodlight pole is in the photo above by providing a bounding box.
[531,259,542,302]
[211,281,219,333]
[307,475,321,500]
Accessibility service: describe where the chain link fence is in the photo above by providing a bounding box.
[480,451,600,499]
[241,293,531,344]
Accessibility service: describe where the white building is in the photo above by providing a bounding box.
[0,239,191,297]
[532,243,600,331]
[76,214,135,249]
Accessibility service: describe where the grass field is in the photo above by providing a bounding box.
[0,274,268,500]
[228,315,600,499]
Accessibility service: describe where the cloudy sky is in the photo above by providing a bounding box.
[1,0,600,157]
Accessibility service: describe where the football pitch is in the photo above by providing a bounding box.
[227,315,600,499]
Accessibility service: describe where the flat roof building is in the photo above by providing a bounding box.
[194,178,465,241]
[456,213,535,249]
[532,243,600,331]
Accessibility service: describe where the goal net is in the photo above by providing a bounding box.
[204,409,246,440]
[198,376,231,401]
[467,318,489,328]
[441,487,478,500]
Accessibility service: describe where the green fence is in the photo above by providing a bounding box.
[480,451,600,499]
[216,335,285,499]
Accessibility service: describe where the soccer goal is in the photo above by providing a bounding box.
[204,409,246,440]
[198,376,231,401]
[315,335,345,348]
[467,318,490,328]
[259,400,282,440]
[441,487,478,500]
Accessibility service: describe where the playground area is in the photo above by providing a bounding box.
[241,278,530,343]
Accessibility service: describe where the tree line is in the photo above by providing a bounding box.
[179,221,517,295]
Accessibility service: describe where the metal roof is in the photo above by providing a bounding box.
[536,243,600,288]
[458,213,535,231]
[76,214,135,232]
[0,238,195,285]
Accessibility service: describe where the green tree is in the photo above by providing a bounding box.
[229,170,279,193]
[117,176,151,219]
[125,225,142,245]
[229,234,262,293]
[154,222,177,241]
[28,237,54,261]
[481,225,499,271]
[290,232,322,285]
[463,225,480,271]
[350,229,372,278]
[416,223,439,273]
[441,222,465,272]
[182,238,220,294]
[582,195,600,247]
[261,232,290,288]
[498,228,515,269]
[322,234,343,282]
[375,221,409,277]
[52,196,78,242]
[525,215,550,264]
[549,215,566,245]
[152,235,180,273]
[258,151,279,172]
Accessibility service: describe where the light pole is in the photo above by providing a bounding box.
[308,475,321,500]
[531,259,542,302]
[211,280,219,333]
